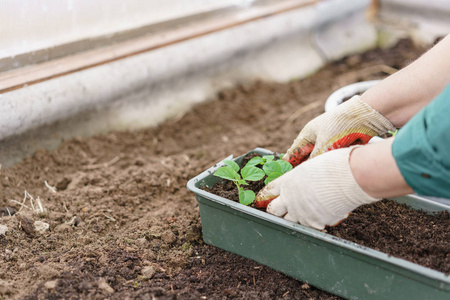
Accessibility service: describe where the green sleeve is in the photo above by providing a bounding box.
[392,84,450,198]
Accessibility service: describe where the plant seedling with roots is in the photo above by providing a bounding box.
[213,160,265,205]
[213,154,293,206]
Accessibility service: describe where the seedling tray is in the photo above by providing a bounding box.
[187,148,450,300]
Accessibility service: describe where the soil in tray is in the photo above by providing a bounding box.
[207,154,450,274]
[0,39,430,299]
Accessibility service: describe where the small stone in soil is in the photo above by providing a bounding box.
[161,230,176,244]
[0,224,8,235]
[44,281,57,290]
[17,215,35,236]
[98,278,114,294]
[142,266,156,278]
[34,221,50,234]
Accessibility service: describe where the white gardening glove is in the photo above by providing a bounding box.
[284,95,395,167]
[255,147,380,230]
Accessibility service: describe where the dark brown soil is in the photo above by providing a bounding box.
[0,39,432,299]
[328,200,450,274]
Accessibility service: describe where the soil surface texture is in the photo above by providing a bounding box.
[327,200,450,274]
[0,39,434,299]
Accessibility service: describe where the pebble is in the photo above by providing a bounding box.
[98,278,114,294]
[141,266,156,278]
[34,221,50,234]
[0,224,8,235]
[44,280,57,290]
[16,215,35,235]
[161,230,176,244]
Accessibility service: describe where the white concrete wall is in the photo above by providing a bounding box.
[379,0,450,44]
[382,0,450,12]
[0,0,252,59]
[0,0,377,166]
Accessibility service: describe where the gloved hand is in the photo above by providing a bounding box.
[284,95,395,167]
[255,147,380,230]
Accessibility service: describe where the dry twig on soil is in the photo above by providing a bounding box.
[9,199,31,211]
[89,212,117,222]
[44,181,57,194]
[84,154,124,170]
[9,191,45,214]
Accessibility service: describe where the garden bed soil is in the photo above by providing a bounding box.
[0,39,438,299]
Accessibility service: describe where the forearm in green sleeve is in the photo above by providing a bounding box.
[392,84,450,198]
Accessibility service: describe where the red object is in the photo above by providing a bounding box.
[327,133,372,151]
[287,133,372,168]
[254,197,276,209]
[286,143,315,167]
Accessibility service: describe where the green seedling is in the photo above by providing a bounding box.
[214,154,292,206]
[245,155,275,167]
[247,154,291,184]
[262,159,292,185]
[213,160,265,205]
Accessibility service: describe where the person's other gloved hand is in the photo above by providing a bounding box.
[284,95,395,167]
[255,147,380,230]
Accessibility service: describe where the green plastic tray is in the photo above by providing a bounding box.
[187,148,450,300]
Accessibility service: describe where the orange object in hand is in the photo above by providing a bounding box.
[327,132,373,151]
[285,143,315,167]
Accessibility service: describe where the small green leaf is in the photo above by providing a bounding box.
[278,160,293,174]
[264,172,283,185]
[245,157,264,167]
[263,161,281,175]
[241,166,265,181]
[214,166,240,181]
[263,155,275,163]
[223,160,240,172]
[388,129,399,137]
[238,188,256,205]
[238,179,249,186]
[279,153,285,159]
